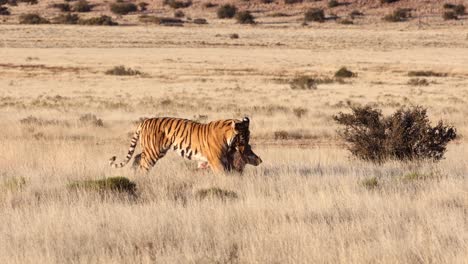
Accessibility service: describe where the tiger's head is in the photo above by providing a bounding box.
[231,117,262,167]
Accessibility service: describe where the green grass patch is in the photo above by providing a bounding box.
[1,177,26,192]
[195,187,238,201]
[68,176,136,195]
[360,177,379,190]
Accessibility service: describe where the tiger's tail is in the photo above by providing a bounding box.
[109,125,141,168]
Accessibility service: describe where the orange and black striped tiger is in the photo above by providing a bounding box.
[109,117,262,172]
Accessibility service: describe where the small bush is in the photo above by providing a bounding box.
[110,2,137,15]
[217,4,237,19]
[138,2,148,11]
[293,107,308,118]
[79,15,118,25]
[195,187,238,201]
[360,177,379,190]
[334,105,457,162]
[105,65,141,76]
[290,75,317,90]
[407,78,429,86]
[284,0,302,4]
[381,0,399,3]
[54,13,79,24]
[339,19,353,25]
[383,8,411,22]
[193,18,207,24]
[230,33,239,39]
[349,10,364,18]
[174,10,184,17]
[443,11,458,20]
[73,0,92,12]
[335,67,356,78]
[51,3,71,12]
[443,3,456,9]
[0,6,10,15]
[78,113,104,127]
[328,0,340,8]
[236,11,255,24]
[203,2,217,8]
[262,0,274,3]
[453,4,465,15]
[408,70,446,77]
[163,0,191,9]
[68,176,136,195]
[139,15,182,25]
[304,8,325,22]
[19,13,50,24]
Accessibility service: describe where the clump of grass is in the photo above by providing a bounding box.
[68,176,136,195]
[381,0,399,3]
[334,105,457,162]
[193,18,207,24]
[335,67,356,78]
[139,15,183,25]
[110,2,137,15]
[290,75,317,90]
[360,177,379,190]
[444,3,465,15]
[328,0,340,8]
[73,0,92,12]
[408,70,447,77]
[407,78,429,86]
[51,3,71,12]
[20,116,70,126]
[293,107,308,118]
[174,10,184,17]
[400,172,434,182]
[304,8,325,22]
[53,13,80,24]
[443,11,458,20]
[203,2,217,8]
[163,0,192,9]
[78,114,104,127]
[338,19,353,25]
[236,11,255,24]
[19,13,50,24]
[270,12,289,17]
[195,187,238,201]
[1,177,26,192]
[284,0,303,4]
[79,15,118,25]
[105,65,141,76]
[217,4,237,19]
[383,8,411,22]
[230,33,239,39]
[274,130,312,140]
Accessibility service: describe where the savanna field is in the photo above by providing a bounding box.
[0,0,468,263]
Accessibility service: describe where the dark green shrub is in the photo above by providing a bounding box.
[54,13,79,24]
[105,65,141,75]
[335,67,356,78]
[68,176,136,195]
[304,8,325,22]
[51,3,70,12]
[79,15,118,25]
[236,10,255,24]
[443,11,458,20]
[73,0,92,12]
[19,13,50,24]
[195,187,238,201]
[110,2,137,15]
[383,8,411,22]
[217,4,237,18]
[334,105,457,162]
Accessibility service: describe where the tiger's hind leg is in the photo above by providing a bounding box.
[137,149,168,173]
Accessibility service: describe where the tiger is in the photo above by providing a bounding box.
[109,117,262,173]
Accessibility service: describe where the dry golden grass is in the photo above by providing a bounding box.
[0,22,467,263]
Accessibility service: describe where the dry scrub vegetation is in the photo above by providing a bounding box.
[0,14,468,264]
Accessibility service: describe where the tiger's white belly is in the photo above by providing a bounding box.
[172,144,208,162]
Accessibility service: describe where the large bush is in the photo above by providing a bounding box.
[334,105,456,162]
